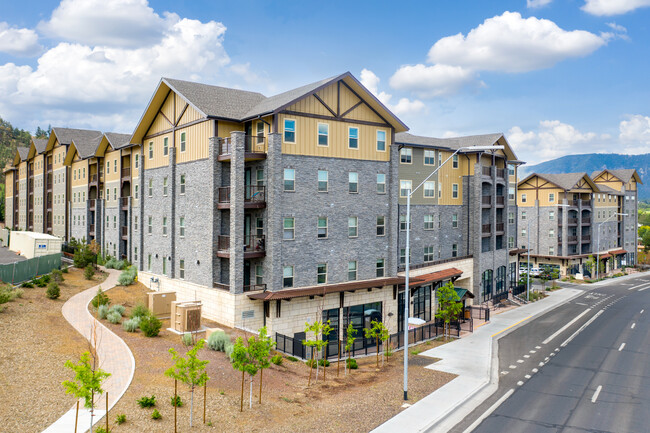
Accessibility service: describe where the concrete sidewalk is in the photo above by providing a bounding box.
[43,268,135,433]
[372,286,584,433]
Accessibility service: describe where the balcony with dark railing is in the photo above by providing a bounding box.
[121,167,131,181]
[568,235,578,243]
[496,168,505,179]
[495,196,505,206]
[495,222,505,233]
[581,200,592,207]
[581,217,591,225]
[121,197,130,210]
[481,224,491,236]
[581,234,591,242]
[567,218,578,225]
[481,196,492,206]
[46,199,52,210]
[217,135,268,162]
[89,199,96,211]
[216,235,266,258]
[90,173,99,186]
[121,226,128,239]
[46,163,52,172]
[46,174,52,191]
[217,185,266,209]
[89,224,95,235]
[481,166,492,177]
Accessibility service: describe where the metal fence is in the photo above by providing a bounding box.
[512,284,527,297]
[0,253,62,285]
[468,305,490,321]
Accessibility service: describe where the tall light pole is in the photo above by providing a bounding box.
[402,144,504,401]
[596,212,627,279]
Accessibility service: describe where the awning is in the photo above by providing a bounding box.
[408,268,463,287]
[246,276,405,301]
[609,249,627,255]
[599,254,612,260]
[455,288,475,300]
[510,248,528,256]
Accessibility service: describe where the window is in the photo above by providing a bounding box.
[424,181,435,198]
[438,183,442,198]
[348,216,358,237]
[317,263,327,284]
[163,177,168,196]
[376,130,386,151]
[283,266,294,287]
[162,217,167,236]
[452,154,459,168]
[508,236,514,249]
[349,172,358,193]
[508,187,515,200]
[424,214,434,230]
[424,246,434,262]
[114,159,117,173]
[400,148,412,163]
[284,119,296,143]
[163,137,169,156]
[424,150,435,165]
[348,127,359,149]
[549,246,555,255]
[256,169,264,187]
[180,175,186,194]
[256,218,264,237]
[318,217,328,238]
[318,170,328,192]
[549,193,555,203]
[179,217,185,237]
[135,154,139,169]
[73,170,76,180]
[348,261,357,281]
[377,174,386,194]
[134,216,138,231]
[113,188,117,201]
[452,244,458,257]
[400,215,408,231]
[400,248,409,265]
[521,193,527,203]
[148,216,152,234]
[162,257,167,276]
[134,247,138,262]
[256,122,264,143]
[148,254,152,271]
[148,142,153,159]
[148,179,153,197]
[452,213,458,228]
[508,212,515,224]
[106,161,110,174]
[452,184,459,199]
[522,228,527,237]
[521,211,527,220]
[255,265,263,285]
[284,169,295,191]
[317,123,329,146]
[376,216,385,236]
[177,259,185,279]
[283,217,295,240]
[549,228,555,238]
[400,180,412,197]
[180,132,186,152]
[549,211,555,220]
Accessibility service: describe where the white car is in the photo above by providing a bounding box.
[520,267,541,276]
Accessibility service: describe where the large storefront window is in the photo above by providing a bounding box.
[412,285,432,322]
[509,262,517,288]
[496,266,506,294]
[322,308,340,341]
[482,269,493,302]
[343,302,382,348]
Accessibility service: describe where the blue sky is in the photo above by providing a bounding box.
[1,0,650,163]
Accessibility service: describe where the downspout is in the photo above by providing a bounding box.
[465,154,471,255]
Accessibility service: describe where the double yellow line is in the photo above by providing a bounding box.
[491,316,532,337]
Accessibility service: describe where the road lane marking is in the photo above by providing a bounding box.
[618,343,625,352]
[539,362,544,367]
[554,348,559,352]
[535,346,541,349]
[529,350,536,353]
[462,389,515,433]
[517,359,524,363]
[517,381,524,386]
[509,365,516,369]
[631,323,636,329]
[561,310,604,347]
[640,287,648,292]
[628,282,650,291]
[525,374,531,379]
[543,308,591,344]
[641,309,645,314]
[501,371,509,375]
[491,316,532,337]
[576,302,588,305]
[532,368,538,373]
[591,385,602,403]
[524,355,530,358]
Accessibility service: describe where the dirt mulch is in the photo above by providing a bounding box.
[0,268,108,433]
[96,284,456,433]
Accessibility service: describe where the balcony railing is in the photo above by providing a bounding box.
[482,224,491,234]
[581,217,591,224]
[581,235,591,242]
[90,173,98,184]
[496,168,505,179]
[217,235,266,257]
[495,222,505,232]
[121,197,129,209]
[89,199,96,211]
[481,196,492,205]
[568,235,578,243]
[217,185,266,208]
[482,166,492,176]
[243,284,266,292]
[568,218,578,225]
[213,282,230,291]
[46,163,52,172]
[217,135,268,158]
[121,167,131,179]
[581,200,592,207]
[121,226,128,238]
[46,199,52,210]
[496,196,505,205]
[89,224,95,234]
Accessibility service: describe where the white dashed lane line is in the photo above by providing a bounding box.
[631,323,636,329]
[591,385,603,403]
[618,343,626,352]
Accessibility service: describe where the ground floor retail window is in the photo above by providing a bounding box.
[482,269,493,302]
[343,302,382,344]
[412,285,432,322]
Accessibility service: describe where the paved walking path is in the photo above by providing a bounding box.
[43,268,136,433]
[372,286,584,433]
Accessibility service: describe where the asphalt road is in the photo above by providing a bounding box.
[450,274,650,433]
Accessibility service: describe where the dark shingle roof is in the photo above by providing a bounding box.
[395,132,458,148]
[17,147,29,161]
[104,132,132,150]
[395,132,504,151]
[536,172,590,191]
[52,127,102,146]
[596,184,623,195]
[607,169,637,183]
[33,138,48,154]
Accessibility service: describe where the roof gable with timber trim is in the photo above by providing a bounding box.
[95,133,132,158]
[13,147,29,165]
[395,132,519,161]
[518,172,598,192]
[591,168,643,185]
[27,137,48,159]
[45,127,102,155]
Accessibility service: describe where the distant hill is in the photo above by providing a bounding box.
[521,153,650,200]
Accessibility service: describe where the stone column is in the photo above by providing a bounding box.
[229,131,246,294]
[169,147,177,278]
[561,198,568,257]
[387,142,399,277]
[138,148,145,271]
[209,136,221,287]
[265,133,283,292]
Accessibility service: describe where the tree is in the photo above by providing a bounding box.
[249,326,275,404]
[302,319,332,385]
[364,320,389,368]
[435,281,463,339]
[344,323,357,376]
[165,339,210,427]
[231,336,258,412]
[642,229,650,252]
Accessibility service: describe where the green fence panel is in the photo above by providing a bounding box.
[0,264,15,283]
[37,253,61,276]
[0,253,63,285]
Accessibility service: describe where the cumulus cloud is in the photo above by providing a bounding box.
[360,69,425,116]
[389,64,481,98]
[582,0,650,16]
[0,23,42,56]
[619,114,650,153]
[527,0,553,8]
[428,12,607,73]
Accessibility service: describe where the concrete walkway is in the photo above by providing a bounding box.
[43,268,136,433]
[372,286,584,433]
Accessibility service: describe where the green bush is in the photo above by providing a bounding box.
[62,266,69,273]
[271,354,283,366]
[318,359,330,367]
[346,358,358,369]
[122,317,141,332]
[105,258,117,269]
[91,288,110,309]
[225,343,234,360]
[115,414,126,425]
[94,426,111,433]
[21,281,34,288]
[84,264,95,280]
[73,244,96,269]
[51,269,64,282]
[41,274,51,284]
[140,314,162,337]
[46,282,60,299]
[151,409,162,420]
[107,311,122,324]
[0,290,12,304]
[207,331,230,351]
[137,395,156,408]
[130,302,149,319]
[182,333,194,346]
[170,395,183,407]
[286,356,298,362]
[34,277,47,288]
[109,304,126,316]
[12,288,24,299]
[97,304,109,320]
[117,266,137,286]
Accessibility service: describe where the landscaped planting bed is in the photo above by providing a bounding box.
[0,267,107,433]
[94,284,456,433]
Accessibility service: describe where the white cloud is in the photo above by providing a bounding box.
[38,0,169,48]
[389,64,480,98]
[619,114,650,153]
[527,0,553,8]
[360,68,425,116]
[428,12,607,73]
[606,22,628,33]
[582,0,650,16]
[0,23,42,57]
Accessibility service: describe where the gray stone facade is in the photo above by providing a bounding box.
[33,173,44,233]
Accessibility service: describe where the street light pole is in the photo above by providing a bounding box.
[402,144,503,401]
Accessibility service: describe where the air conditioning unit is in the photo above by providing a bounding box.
[171,301,202,333]
[147,291,176,317]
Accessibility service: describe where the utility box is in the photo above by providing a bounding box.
[9,231,62,259]
[147,291,176,317]
[171,301,202,333]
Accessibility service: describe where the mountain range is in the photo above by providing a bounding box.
[520,153,650,200]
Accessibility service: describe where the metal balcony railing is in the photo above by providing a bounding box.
[482,224,491,234]
[481,196,492,205]
[496,196,505,205]
[482,166,492,176]
[217,135,268,156]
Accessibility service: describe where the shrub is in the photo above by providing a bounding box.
[137,395,156,408]
[94,427,111,433]
[73,243,96,269]
[84,264,95,280]
[109,304,126,316]
[115,414,126,425]
[114,260,125,270]
[225,343,234,361]
[97,304,110,320]
[0,290,11,304]
[34,277,47,288]
[107,311,122,324]
[61,266,69,273]
[91,288,110,309]
[105,258,117,269]
[318,359,330,367]
[46,282,60,300]
[151,409,162,420]
[41,274,51,284]
[51,269,64,282]
[206,331,230,352]
[286,356,298,362]
[271,354,283,366]
[130,302,149,319]
[12,288,24,299]
[182,333,193,346]
[170,395,183,407]
[346,358,358,369]
[122,317,141,332]
[140,314,162,337]
[117,269,136,286]
[21,281,34,288]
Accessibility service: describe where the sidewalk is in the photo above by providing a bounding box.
[43,268,135,433]
[372,286,584,433]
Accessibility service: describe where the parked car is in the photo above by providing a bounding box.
[529,268,542,276]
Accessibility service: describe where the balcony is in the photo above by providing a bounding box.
[496,168,505,179]
[581,217,591,225]
[121,197,130,210]
[217,185,266,209]
[89,224,95,236]
[481,166,492,177]
[90,173,99,186]
[581,200,592,207]
[121,167,131,180]
[89,199,96,211]
[46,227,52,234]
[46,163,52,172]
[216,235,266,258]
[495,222,505,233]
[581,235,591,242]
[482,224,491,235]
[495,196,505,206]
[46,199,52,211]
[217,135,268,162]
[568,235,578,243]
[121,226,128,239]
[481,196,492,206]
[568,218,578,225]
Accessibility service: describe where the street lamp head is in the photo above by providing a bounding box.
[616,213,628,216]
[459,145,504,152]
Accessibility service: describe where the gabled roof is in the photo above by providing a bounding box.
[46,127,102,153]
[27,137,47,159]
[595,184,623,196]
[519,172,598,191]
[395,132,519,161]
[592,168,643,185]
[103,133,132,150]
[17,147,29,161]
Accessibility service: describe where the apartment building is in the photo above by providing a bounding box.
[517,170,641,276]
[394,133,523,306]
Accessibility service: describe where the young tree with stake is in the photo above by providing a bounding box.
[344,322,357,376]
[364,320,389,368]
[302,319,332,385]
[251,326,275,404]
[231,336,259,411]
[435,281,463,339]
